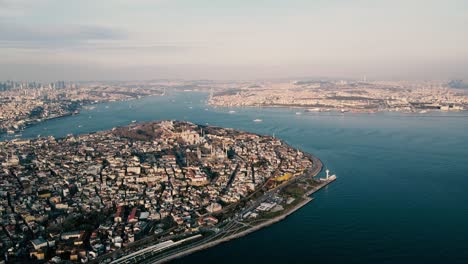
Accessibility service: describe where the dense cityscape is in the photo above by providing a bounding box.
[0,81,163,136]
[3,78,468,139]
[0,77,466,263]
[209,80,468,113]
[0,120,329,263]
[2,0,467,262]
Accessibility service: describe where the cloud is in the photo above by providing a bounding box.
[0,23,126,49]
[0,22,196,53]
[0,0,53,17]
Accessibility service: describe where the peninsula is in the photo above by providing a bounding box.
[0,121,334,263]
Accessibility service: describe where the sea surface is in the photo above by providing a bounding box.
[3,92,468,264]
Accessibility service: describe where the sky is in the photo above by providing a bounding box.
[0,0,467,81]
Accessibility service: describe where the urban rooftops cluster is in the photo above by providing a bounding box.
[0,120,313,263]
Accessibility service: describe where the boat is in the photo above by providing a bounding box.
[131,120,137,123]
[229,110,236,114]
[307,108,321,112]
[295,112,302,115]
[253,119,263,122]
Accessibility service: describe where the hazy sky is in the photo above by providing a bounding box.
[0,0,467,81]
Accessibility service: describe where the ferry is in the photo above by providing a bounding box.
[253,119,263,122]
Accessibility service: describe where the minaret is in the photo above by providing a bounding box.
[197,147,201,159]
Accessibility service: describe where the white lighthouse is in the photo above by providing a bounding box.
[325,169,336,181]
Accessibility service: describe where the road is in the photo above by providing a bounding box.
[105,152,324,264]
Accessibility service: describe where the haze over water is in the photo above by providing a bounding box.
[4,92,468,263]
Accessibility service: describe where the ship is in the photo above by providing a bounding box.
[253,119,263,122]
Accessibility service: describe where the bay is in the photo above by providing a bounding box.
[3,92,468,263]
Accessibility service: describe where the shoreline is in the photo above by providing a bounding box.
[208,101,467,114]
[154,199,313,264]
[0,112,76,139]
[96,145,324,264]
[0,94,163,141]
[152,175,334,264]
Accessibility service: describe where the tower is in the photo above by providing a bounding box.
[197,147,201,159]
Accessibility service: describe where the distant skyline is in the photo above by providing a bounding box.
[0,0,467,81]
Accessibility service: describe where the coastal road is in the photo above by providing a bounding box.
[149,153,323,263]
[108,153,323,264]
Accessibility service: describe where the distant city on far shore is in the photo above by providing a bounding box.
[2,78,468,136]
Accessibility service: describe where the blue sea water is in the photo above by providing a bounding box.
[3,92,468,263]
